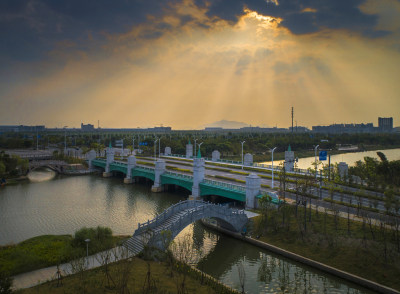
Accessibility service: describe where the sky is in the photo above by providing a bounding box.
[0,0,400,129]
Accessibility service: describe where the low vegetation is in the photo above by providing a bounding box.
[253,195,400,291]
[0,226,128,277]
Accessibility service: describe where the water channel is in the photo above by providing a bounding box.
[0,169,375,293]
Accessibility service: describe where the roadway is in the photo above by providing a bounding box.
[134,156,391,214]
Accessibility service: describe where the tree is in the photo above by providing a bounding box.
[0,271,12,294]
[384,189,395,215]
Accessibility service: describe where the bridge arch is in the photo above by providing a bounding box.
[29,165,62,173]
[160,174,193,192]
[124,200,248,255]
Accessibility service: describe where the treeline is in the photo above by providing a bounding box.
[1,132,400,158]
[349,152,400,189]
[0,151,28,178]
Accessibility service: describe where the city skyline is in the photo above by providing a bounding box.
[1,0,400,129]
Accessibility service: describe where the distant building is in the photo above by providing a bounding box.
[312,123,375,134]
[0,125,45,133]
[81,123,95,131]
[204,127,223,131]
[378,117,393,132]
[148,126,172,132]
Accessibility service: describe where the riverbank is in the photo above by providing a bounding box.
[13,254,237,294]
[202,219,400,294]
[0,233,130,277]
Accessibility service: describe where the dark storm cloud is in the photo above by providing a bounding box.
[0,0,389,63]
[196,0,384,36]
[0,0,180,61]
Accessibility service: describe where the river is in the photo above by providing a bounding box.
[261,148,400,170]
[0,169,374,293]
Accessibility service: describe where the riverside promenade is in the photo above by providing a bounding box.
[12,247,129,290]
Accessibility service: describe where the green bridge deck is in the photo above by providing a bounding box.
[91,159,247,201]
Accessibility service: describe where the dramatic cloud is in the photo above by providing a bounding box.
[0,0,399,129]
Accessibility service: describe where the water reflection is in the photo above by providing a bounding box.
[0,170,375,293]
[27,168,57,182]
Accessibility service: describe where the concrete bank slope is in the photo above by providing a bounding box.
[202,221,399,294]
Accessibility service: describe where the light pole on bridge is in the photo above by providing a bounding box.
[198,142,203,157]
[63,126,68,155]
[194,138,198,157]
[241,141,246,170]
[154,139,158,161]
[270,147,277,189]
[314,145,320,179]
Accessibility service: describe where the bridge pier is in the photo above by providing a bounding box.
[245,173,261,209]
[189,156,205,200]
[151,160,166,192]
[105,143,115,174]
[124,155,137,184]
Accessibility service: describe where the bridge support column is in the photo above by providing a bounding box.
[151,160,166,192]
[246,173,261,209]
[124,155,137,184]
[189,157,205,200]
[105,144,115,174]
[87,150,97,169]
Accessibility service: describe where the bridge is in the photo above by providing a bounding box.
[28,160,69,173]
[90,158,256,203]
[123,200,248,255]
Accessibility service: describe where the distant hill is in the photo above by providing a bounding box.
[203,120,250,129]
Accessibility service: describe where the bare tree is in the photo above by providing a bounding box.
[171,233,197,294]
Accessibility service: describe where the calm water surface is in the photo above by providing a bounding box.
[0,169,374,293]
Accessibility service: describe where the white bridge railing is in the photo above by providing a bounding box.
[134,200,246,236]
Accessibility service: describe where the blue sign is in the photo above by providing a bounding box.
[139,142,148,146]
[319,150,327,161]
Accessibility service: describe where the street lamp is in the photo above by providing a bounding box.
[159,137,161,158]
[63,126,68,154]
[85,239,90,267]
[154,139,158,161]
[194,138,198,157]
[132,136,135,155]
[241,141,246,170]
[314,145,320,178]
[198,142,203,157]
[270,147,277,189]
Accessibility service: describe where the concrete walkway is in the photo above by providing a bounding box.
[12,246,131,290]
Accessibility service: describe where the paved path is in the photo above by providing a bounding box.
[12,246,131,290]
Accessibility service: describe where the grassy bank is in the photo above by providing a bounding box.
[0,228,129,276]
[252,205,400,291]
[15,256,236,294]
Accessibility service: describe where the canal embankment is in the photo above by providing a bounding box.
[202,220,400,294]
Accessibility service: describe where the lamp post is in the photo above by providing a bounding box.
[194,139,198,157]
[314,145,320,178]
[198,142,203,157]
[63,126,68,154]
[132,136,135,155]
[159,137,161,158]
[270,147,277,189]
[154,139,158,161]
[85,238,90,267]
[241,141,246,170]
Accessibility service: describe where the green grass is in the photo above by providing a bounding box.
[252,206,400,291]
[15,257,237,294]
[0,233,128,276]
